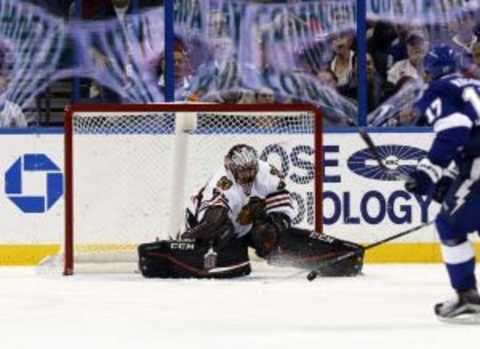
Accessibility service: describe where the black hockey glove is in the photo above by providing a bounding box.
[404,172,431,195]
[432,163,458,204]
[182,206,232,242]
[267,212,291,234]
[432,175,454,204]
[405,158,441,196]
[250,212,291,258]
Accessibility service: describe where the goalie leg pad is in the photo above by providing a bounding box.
[266,228,364,277]
[138,239,251,279]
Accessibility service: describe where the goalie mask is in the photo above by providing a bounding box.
[225,144,259,188]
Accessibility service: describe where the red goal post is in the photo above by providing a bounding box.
[63,103,323,275]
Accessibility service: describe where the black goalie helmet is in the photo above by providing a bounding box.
[224,144,259,186]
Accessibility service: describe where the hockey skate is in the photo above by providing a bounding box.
[434,289,480,324]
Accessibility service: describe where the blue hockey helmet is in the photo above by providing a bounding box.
[423,45,458,80]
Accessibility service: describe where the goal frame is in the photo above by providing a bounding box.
[64,103,323,275]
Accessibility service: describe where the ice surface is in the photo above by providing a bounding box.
[0,264,478,349]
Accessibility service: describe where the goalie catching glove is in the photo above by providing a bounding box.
[250,211,290,258]
[264,228,364,277]
[249,206,364,277]
[182,205,235,250]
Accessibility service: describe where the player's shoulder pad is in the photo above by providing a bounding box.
[216,175,234,191]
[429,78,456,97]
[435,75,469,97]
[209,168,234,192]
[257,160,288,191]
[256,161,278,181]
[257,160,284,178]
[416,78,459,116]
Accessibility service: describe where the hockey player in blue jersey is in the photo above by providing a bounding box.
[405,45,480,323]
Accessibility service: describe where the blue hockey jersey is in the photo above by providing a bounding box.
[415,74,480,168]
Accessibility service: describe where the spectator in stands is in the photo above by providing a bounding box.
[255,88,275,104]
[26,0,73,17]
[340,53,387,113]
[208,12,235,72]
[449,10,478,71]
[473,41,480,67]
[367,20,397,78]
[0,45,8,93]
[295,37,334,77]
[450,11,477,55]
[329,31,355,90]
[0,43,27,127]
[463,41,480,79]
[316,69,338,90]
[85,0,144,103]
[0,101,28,128]
[386,23,410,70]
[387,30,428,94]
[474,22,480,41]
[156,37,193,100]
[201,87,274,105]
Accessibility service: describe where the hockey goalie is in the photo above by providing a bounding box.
[138,144,364,279]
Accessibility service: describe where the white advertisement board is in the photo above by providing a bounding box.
[0,130,477,264]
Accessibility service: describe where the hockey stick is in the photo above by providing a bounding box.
[306,220,434,281]
[345,117,410,180]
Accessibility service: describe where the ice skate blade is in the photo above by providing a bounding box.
[436,312,480,325]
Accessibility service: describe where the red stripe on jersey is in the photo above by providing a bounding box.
[266,202,294,211]
[266,195,291,205]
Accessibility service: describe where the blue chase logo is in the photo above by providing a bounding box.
[4,154,63,213]
[347,145,427,181]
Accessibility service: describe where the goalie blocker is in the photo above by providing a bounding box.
[138,221,364,279]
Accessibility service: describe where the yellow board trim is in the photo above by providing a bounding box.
[364,243,480,263]
[0,245,60,265]
[0,243,479,265]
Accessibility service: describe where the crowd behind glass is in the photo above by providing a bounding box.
[0,0,478,127]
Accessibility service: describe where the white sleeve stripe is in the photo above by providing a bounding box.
[441,240,475,264]
[210,197,228,206]
[417,158,442,182]
[433,113,473,133]
[266,194,290,203]
[200,197,230,210]
[266,206,295,218]
[443,161,459,178]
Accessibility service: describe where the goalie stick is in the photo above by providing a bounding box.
[306,220,434,281]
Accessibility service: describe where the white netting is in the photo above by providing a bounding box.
[55,105,320,273]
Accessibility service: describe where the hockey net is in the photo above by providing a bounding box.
[51,103,322,275]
